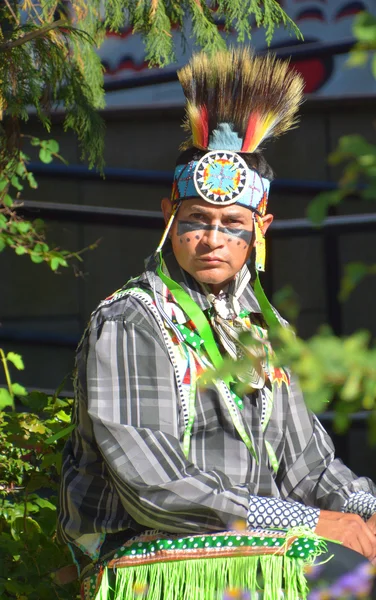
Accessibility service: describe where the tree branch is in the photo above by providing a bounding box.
[0,19,67,52]
[4,0,20,25]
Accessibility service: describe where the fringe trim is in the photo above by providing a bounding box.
[94,554,313,600]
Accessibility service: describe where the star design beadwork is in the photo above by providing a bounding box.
[193,151,250,205]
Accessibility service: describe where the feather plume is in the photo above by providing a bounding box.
[178,47,304,153]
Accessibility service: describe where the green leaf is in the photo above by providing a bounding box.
[44,139,59,154]
[10,515,42,542]
[44,423,75,444]
[30,252,45,264]
[0,179,9,191]
[26,473,53,494]
[22,391,48,411]
[2,194,13,207]
[30,137,41,146]
[17,221,31,234]
[27,172,38,189]
[10,175,23,191]
[16,161,26,177]
[39,148,53,164]
[15,245,27,255]
[55,409,71,423]
[11,383,28,397]
[333,411,350,434]
[41,453,60,469]
[0,237,6,252]
[306,192,339,225]
[0,388,13,409]
[7,352,25,370]
[33,218,45,232]
[346,49,369,68]
[50,257,60,271]
[353,11,376,43]
[372,53,376,80]
[32,496,56,511]
[340,262,370,300]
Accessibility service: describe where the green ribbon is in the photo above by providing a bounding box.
[253,271,281,330]
[156,256,228,382]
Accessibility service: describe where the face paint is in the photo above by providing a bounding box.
[177,220,253,244]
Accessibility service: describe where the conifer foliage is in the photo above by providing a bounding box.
[0,0,300,170]
[0,1,301,271]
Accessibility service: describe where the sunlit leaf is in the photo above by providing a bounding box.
[11,383,28,397]
[346,49,369,68]
[39,148,53,164]
[44,139,59,154]
[340,262,372,301]
[0,388,13,409]
[2,194,13,207]
[353,11,376,43]
[7,352,25,370]
[55,410,72,423]
[44,423,75,444]
[30,252,45,264]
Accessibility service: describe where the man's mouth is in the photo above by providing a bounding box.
[198,256,224,263]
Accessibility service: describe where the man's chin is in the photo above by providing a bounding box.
[191,267,232,287]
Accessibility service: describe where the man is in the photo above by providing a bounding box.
[59,49,376,599]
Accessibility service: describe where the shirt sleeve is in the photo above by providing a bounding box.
[86,314,252,534]
[276,375,376,518]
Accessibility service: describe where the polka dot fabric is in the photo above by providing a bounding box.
[247,496,320,530]
[343,491,376,521]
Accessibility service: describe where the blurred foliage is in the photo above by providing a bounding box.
[307,11,376,228]
[0,134,97,271]
[0,0,301,174]
[307,133,376,226]
[207,320,376,443]
[0,349,79,599]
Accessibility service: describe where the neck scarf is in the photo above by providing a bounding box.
[201,266,268,390]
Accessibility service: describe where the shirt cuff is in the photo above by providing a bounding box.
[342,491,376,521]
[247,496,320,531]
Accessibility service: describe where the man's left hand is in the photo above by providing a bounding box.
[367,513,376,536]
[366,514,376,565]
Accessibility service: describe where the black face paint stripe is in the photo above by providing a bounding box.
[177,220,253,244]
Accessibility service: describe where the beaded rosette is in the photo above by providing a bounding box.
[82,528,327,600]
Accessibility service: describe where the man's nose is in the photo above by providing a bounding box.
[201,226,225,248]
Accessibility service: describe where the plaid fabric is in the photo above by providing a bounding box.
[58,245,376,564]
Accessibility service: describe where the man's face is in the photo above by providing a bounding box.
[161,198,273,293]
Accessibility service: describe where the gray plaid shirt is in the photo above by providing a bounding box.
[58,248,376,563]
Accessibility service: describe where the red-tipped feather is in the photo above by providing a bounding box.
[242,112,260,152]
[191,104,209,149]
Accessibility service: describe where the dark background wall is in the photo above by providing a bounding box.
[1,96,376,479]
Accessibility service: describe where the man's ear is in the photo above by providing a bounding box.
[161,197,173,225]
[261,213,273,235]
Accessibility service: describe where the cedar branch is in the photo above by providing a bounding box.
[4,0,19,24]
[0,19,67,51]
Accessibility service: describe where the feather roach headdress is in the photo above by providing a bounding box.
[158,48,304,272]
[178,48,304,154]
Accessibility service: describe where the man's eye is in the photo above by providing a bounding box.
[226,219,241,226]
[190,213,205,220]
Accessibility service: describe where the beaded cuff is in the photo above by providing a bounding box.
[247,496,320,530]
[343,491,376,521]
